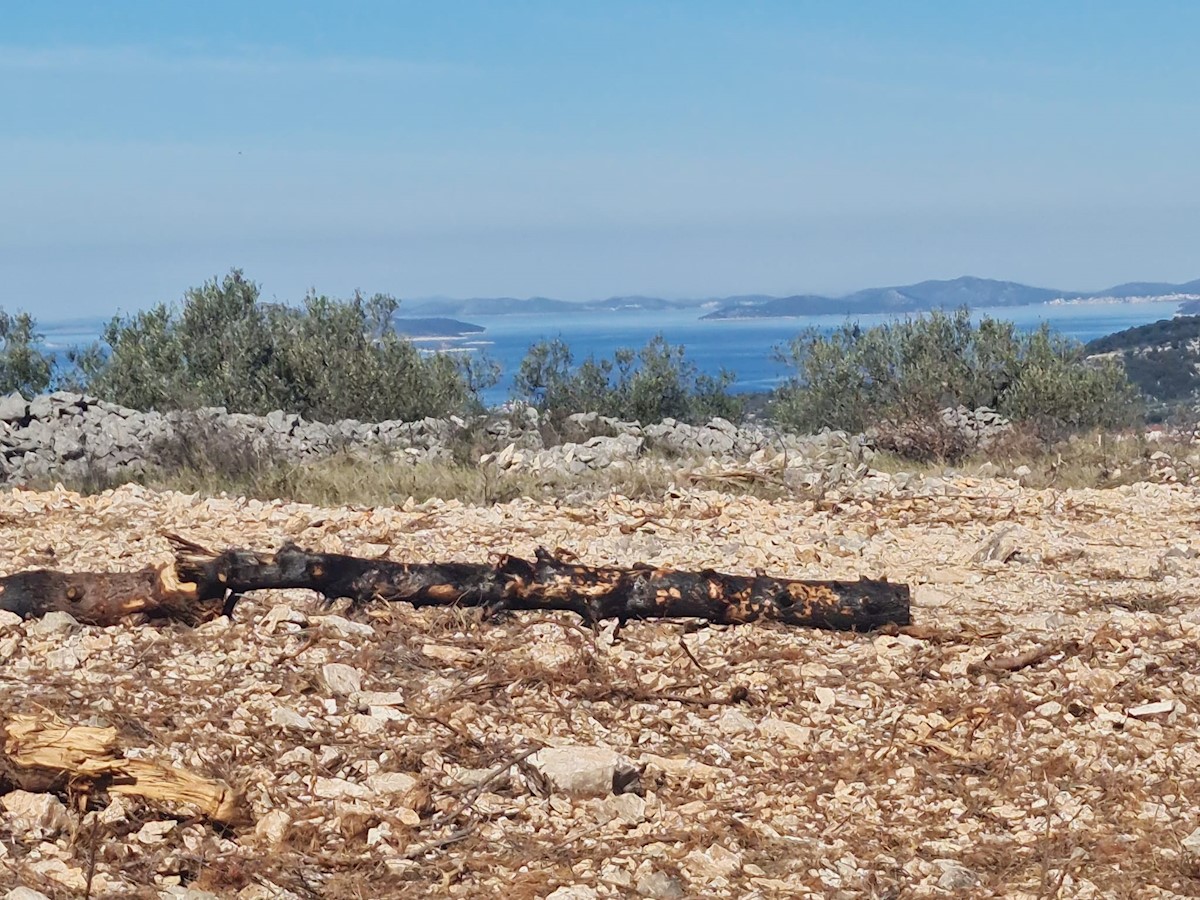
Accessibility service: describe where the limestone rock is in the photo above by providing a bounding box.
[320,663,362,696]
[527,747,642,797]
[1,791,69,840]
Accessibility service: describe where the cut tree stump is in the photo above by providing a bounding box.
[0,714,245,825]
[0,537,911,631]
[174,539,910,631]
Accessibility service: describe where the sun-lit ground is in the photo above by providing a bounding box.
[2,475,1200,897]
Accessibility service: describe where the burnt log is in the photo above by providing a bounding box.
[0,564,225,626]
[175,541,910,631]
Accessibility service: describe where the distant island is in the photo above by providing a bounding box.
[391,317,484,338]
[404,275,1200,321]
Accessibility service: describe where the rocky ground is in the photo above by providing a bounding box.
[1,473,1200,898]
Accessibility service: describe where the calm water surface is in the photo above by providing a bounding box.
[42,301,1186,406]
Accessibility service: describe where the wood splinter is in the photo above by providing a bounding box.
[0,714,245,825]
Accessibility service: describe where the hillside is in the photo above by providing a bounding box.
[1085,315,1200,404]
[407,276,1200,321]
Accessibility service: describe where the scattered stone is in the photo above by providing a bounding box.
[5,888,53,900]
[716,708,755,734]
[971,526,1025,564]
[24,611,79,637]
[759,717,811,748]
[1,791,69,840]
[936,861,980,890]
[254,809,292,845]
[135,819,177,845]
[320,663,362,696]
[527,747,642,797]
[545,887,598,900]
[269,706,316,731]
[636,870,686,899]
[1127,700,1175,718]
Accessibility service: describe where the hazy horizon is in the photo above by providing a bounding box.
[4,2,1199,316]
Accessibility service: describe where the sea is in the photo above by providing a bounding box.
[39,300,1186,408]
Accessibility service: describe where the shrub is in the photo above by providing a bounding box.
[0,309,54,395]
[513,334,742,426]
[81,270,496,421]
[771,308,1138,445]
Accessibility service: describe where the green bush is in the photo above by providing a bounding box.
[80,270,496,421]
[771,308,1138,438]
[513,334,742,426]
[0,309,54,395]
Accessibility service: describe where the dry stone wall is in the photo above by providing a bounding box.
[0,391,1007,489]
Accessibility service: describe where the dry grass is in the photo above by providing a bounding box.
[871,425,1200,490]
[39,450,801,508]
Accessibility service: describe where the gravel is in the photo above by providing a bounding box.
[1,475,1199,896]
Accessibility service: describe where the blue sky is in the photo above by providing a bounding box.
[3,1,1199,316]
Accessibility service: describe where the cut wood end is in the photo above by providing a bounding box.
[156,562,199,599]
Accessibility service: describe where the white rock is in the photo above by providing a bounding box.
[1,790,69,839]
[1181,826,1200,854]
[545,887,598,900]
[590,792,646,825]
[277,746,316,767]
[98,796,130,825]
[25,610,79,637]
[935,860,979,889]
[313,777,372,800]
[636,870,685,899]
[254,809,291,844]
[354,690,405,709]
[320,663,362,696]
[25,858,86,890]
[350,714,386,735]
[367,822,393,846]
[759,717,811,748]
[135,819,177,844]
[1127,700,1175,718]
[912,585,953,608]
[313,615,375,638]
[684,843,743,879]
[0,611,23,628]
[366,772,420,795]
[528,747,641,797]
[270,706,316,731]
[5,888,53,900]
[716,709,755,734]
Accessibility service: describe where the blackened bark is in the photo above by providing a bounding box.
[175,541,910,631]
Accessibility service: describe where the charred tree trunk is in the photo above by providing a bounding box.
[0,537,911,631]
[175,540,910,631]
[0,564,226,626]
